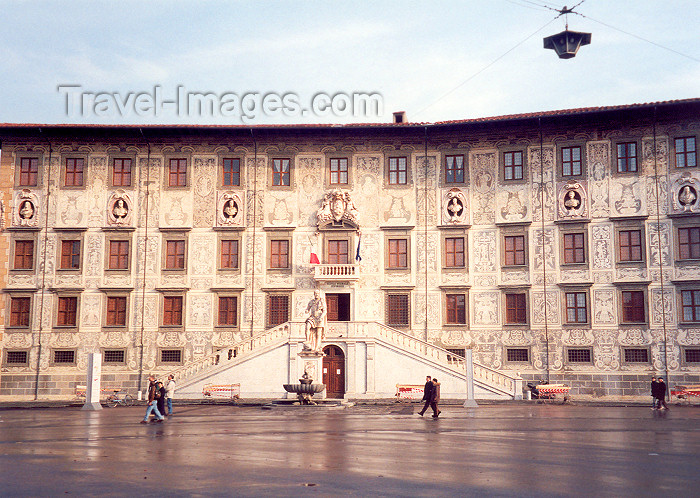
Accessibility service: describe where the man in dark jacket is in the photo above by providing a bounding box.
[430,378,441,418]
[651,376,658,409]
[417,376,433,416]
[141,375,165,423]
[656,377,669,410]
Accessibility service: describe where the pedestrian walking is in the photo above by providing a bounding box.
[417,375,434,416]
[651,376,658,410]
[141,375,165,424]
[430,378,441,418]
[155,381,166,420]
[165,374,176,416]
[656,377,670,410]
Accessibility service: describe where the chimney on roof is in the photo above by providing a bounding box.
[392,111,406,124]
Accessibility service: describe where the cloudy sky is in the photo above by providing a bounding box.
[1,0,697,125]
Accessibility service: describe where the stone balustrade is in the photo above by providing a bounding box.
[313,263,360,281]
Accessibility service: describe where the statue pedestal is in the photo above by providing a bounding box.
[297,350,326,400]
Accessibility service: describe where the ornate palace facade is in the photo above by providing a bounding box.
[1,98,699,399]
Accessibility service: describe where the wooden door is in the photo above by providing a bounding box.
[322,345,345,398]
[326,293,350,322]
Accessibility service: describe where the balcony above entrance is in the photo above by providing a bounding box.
[314,263,360,281]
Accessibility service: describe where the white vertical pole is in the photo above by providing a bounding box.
[463,349,478,408]
[82,352,103,411]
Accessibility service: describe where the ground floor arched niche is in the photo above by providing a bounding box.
[323,345,345,398]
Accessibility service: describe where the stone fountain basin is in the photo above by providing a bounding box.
[283,383,326,394]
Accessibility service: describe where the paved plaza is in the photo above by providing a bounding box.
[0,402,698,497]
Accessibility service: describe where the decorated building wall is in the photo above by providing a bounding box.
[1,99,699,398]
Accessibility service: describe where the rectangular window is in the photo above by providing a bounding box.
[563,233,585,264]
[675,137,697,168]
[108,240,129,270]
[112,158,132,186]
[681,290,700,322]
[387,239,408,268]
[506,348,529,362]
[160,349,182,363]
[505,293,527,324]
[165,240,186,270]
[270,240,289,268]
[387,294,410,326]
[445,237,465,267]
[679,227,700,260]
[106,297,127,327]
[60,240,81,270]
[268,295,289,327]
[624,348,649,363]
[163,296,183,326]
[619,230,643,262]
[565,292,588,323]
[19,157,38,186]
[567,348,591,363]
[168,158,187,187]
[57,297,78,326]
[328,240,349,264]
[621,290,645,323]
[272,158,290,186]
[220,240,239,269]
[222,158,241,186]
[6,350,29,365]
[685,348,700,363]
[446,294,467,324]
[64,158,84,186]
[329,158,349,185]
[14,240,34,270]
[53,350,76,364]
[504,235,525,266]
[103,350,125,363]
[388,157,408,185]
[218,296,238,326]
[503,151,523,180]
[445,155,465,183]
[561,146,582,176]
[617,142,638,173]
[10,297,31,327]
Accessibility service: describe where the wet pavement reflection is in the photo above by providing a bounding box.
[0,404,698,496]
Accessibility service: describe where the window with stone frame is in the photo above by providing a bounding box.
[329,158,349,185]
[14,240,34,270]
[168,158,188,187]
[108,240,130,270]
[444,237,465,268]
[563,232,586,264]
[561,146,582,177]
[60,240,81,270]
[387,156,408,185]
[53,349,76,364]
[103,349,126,364]
[386,293,410,327]
[327,239,349,264]
[503,235,526,266]
[106,296,128,327]
[5,350,29,366]
[165,240,186,270]
[618,229,643,262]
[678,226,700,260]
[567,348,592,363]
[267,294,290,328]
[675,136,697,169]
[505,292,527,324]
[18,157,39,187]
[218,296,238,327]
[112,158,132,187]
[272,158,291,186]
[616,142,638,173]
[684,348,700,363]
[444,154,465,184]
[222,158,241,186]
[269,239,289,269]
[623,348,649,363]
[9,296,31,328]
[565,291,588,324]
[160,349,182,364]
[621,290,646,323]
[503,151,524,181]
[57,296,78,327]
[162,296,183,327]
[681,289,700,323]
[64,157,84,187]
[220,239,240,270]
[387,238,408,269]
[506,348,530,362]
[445,293,467,324]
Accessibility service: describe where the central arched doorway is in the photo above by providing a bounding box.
[322,345,345,398]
